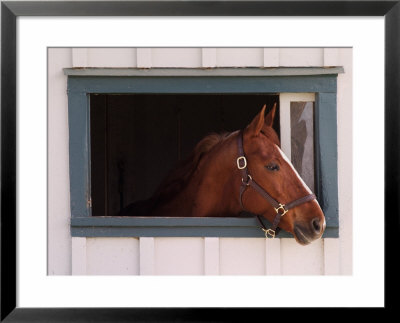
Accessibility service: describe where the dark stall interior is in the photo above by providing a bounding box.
[90,94,280,217]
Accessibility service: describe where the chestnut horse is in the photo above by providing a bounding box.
[120,104,325,245]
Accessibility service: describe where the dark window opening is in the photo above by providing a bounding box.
[90,94,280,217]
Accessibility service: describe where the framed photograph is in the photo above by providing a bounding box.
[1,1,398,321]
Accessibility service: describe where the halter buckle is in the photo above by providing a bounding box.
[241,174,252,186]
[274,203,288,216]
[263,228,276,239]
[237,156,247,169]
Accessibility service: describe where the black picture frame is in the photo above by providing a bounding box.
[1,1,398,321]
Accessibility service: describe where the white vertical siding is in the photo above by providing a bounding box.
[151,48,202,67]
[204,238,220,275]
[323,238,341,275]
[265,239,281,275]
[324,48,341,66]
[86,238,140,275]
[216,48,264,67]
[330,48,353,275]
[263,48,280,67]
[153,238,204,275]
[219,238,265,275]
[139,237,156,275]
[280,239,324,275]
[87,48,137,67]
[202,48,217,68]
[47,48,73,275]
[72,48,137,67]
[72,48,88,67]
[49,47,352,276]
[279,48,324,66]
[137,48,152,68]
[71,237,87,275]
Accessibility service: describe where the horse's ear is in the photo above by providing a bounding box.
[264,103,277,127]
[248,104,267,135]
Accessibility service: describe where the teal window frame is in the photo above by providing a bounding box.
[65,68,341,238]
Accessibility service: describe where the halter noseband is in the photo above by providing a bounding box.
[237,130,316,238]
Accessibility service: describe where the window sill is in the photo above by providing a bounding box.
[70,216,339,238]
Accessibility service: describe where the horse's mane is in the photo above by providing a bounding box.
[150,132,230,206]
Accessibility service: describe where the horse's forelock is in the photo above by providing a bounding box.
[261,126,281,147]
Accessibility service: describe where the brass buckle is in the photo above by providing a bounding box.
[263,228,276,239]
[237,156,247,169]
[241,174,252,186]
[274,203,288,216]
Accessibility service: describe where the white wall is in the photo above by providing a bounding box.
[48,48,72,275]
[48,47,352,275]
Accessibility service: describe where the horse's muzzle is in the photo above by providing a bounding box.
[293,216,326,245]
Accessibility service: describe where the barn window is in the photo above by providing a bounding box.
[66,68,341,238]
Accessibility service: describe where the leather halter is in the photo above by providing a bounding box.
[237,130,316,238]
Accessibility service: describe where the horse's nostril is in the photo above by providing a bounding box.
[311,218,321,233]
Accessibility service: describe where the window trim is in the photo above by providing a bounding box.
[65,67,342,238]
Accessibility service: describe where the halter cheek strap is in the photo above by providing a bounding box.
[237,130,316,238]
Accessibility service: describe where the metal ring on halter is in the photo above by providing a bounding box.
[274,203,288,216]
[241,174,252,186]
[263,228,276,239]
[237,156,247,169]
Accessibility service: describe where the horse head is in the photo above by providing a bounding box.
[241,104,326,245]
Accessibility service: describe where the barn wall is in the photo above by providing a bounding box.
[48,48,352,275]
[48,48,72,275]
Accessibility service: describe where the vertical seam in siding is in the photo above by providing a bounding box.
[263,48,280,67]
[139,237,155,275]
[204,237,220,275]
[72,48,88,67]
[202,48,217,68]
[137,48,152,68]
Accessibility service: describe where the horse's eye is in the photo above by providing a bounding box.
[265,163,280,171]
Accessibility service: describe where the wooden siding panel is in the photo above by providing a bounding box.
[216,48,263,67]
[265,239,281,275]
[86,238,140,275]
[263,48,280,67]
[48,48,73,275]
[335,48,353,275]
[154,238,204,275]
[202,48,217,67]
[71,237,87,275]
[219,238,265,275]
[137,48,152,68]
[72,48,88,67]
[323,238,340,275]
[324,48,341,66]
[151,48,202,67]
[139,237,155,275]
[279,48,324,67]
[87,48,137,67]
[280,239,324,275]
[204,238,220,275]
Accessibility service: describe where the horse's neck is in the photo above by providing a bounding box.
[159,134,239,217]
